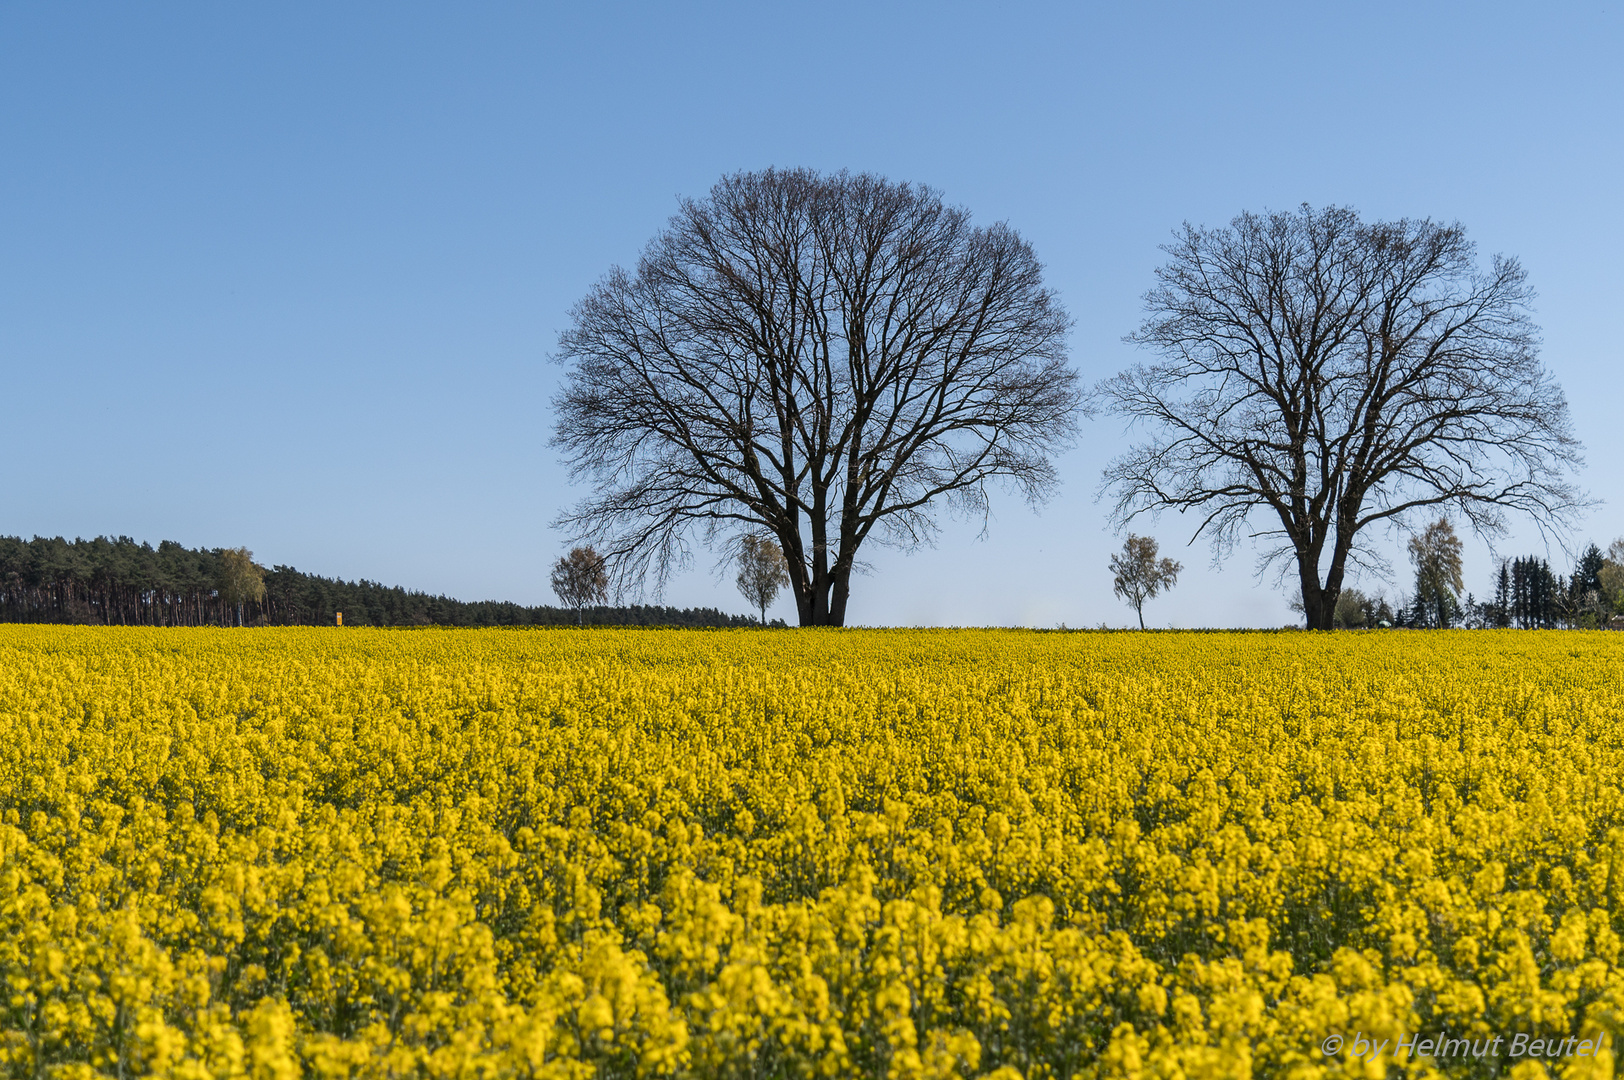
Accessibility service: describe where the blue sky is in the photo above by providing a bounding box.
[3,2,1619,626]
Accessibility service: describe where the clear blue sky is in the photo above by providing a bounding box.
[3,2,1619,626]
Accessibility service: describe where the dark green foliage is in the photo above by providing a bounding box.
[1570,544,1605,606]
[1489,561,1512,628]
[1508,556,1562,629]
[0,535,779,627]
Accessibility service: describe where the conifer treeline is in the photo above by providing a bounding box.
[0,535,773,628]
[1490,556,1565,629]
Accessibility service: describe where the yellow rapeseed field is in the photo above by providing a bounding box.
[2,626,1623,1079]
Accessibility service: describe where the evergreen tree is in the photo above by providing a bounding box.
[1515,558,1562,628]
[1490,560,1511,628]
[1568,544,1608,626]
[1573,544,1605,596]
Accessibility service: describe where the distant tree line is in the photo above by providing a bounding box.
[1312,522,1623,631]
[0,535,779,628]
[1465,542,1621,630]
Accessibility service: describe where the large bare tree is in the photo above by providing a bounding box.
[552,168,1080,625]
[1095,205,1584,630]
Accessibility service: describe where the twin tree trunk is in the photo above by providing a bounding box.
[1299,559,1347,631]
[787,550,853,627]
[1294,518,1356,631]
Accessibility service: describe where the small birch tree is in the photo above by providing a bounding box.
[736,534,790,626]
[217,547,265,627]
[1110,534,1181,630]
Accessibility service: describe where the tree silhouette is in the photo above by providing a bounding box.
[552,168,1080,626]
[1096,205,1583,630]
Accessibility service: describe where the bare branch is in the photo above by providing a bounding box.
[551,169,1080,625]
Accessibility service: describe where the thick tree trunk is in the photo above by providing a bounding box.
[827,563,852,627]
[1299,544,1351,630]
[780,503,858,626]
[790,562,851,626]
[1299,567,1334,630]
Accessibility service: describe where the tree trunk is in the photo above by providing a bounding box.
[827,563,853,627]
[1299,568,1334,630]
[779,514,856,626]
[790,564,850,626]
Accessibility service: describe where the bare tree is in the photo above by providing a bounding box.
[735,533,790,626]
[551,168,1080,626]
[1109,533,1181,629]
[550,546,608,625]
[1095,205,1584,630]
[217,547,264,627]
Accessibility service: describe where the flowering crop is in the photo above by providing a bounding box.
[2,626,1623,1079]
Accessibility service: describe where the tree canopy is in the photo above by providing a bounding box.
[1407,519,1465,629]
[551,547,610,625]
[1095,205,1584,630]
[736,534,791,627]
[217,547,266,627]
[552,168,1080,626]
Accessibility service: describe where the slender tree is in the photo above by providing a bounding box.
[551,168,1080,626]
[1109,534,1182,630]
[550,546,609,625]
[1601,539,1624,615]
[735,534,790,626]
[1095,205,1584,629]
[1490,560,1512,628]
[1408,519,1465,629]
[217,547,265,627]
